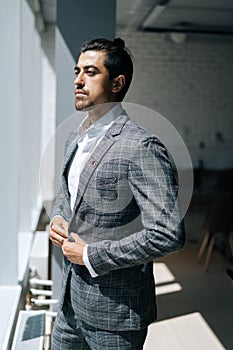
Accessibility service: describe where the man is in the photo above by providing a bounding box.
[50,37,185,349]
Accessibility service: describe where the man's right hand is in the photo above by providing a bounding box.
[49,217,68,248]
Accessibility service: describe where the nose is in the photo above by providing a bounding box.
[74,71,84,87]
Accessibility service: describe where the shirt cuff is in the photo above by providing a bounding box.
[83,245,99,278]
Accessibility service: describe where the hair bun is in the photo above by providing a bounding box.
[113,38,125,49]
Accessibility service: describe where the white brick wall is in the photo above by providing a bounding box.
[118,31,233,169]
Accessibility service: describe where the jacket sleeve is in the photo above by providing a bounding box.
[87,136,185,276]
[50,187,72,223]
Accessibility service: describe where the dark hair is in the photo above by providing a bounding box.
[80,38,133,100]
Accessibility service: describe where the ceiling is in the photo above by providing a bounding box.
[117,0,233,34]
[39,0,233,35]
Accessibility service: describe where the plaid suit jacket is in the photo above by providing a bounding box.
[51,111,185,331]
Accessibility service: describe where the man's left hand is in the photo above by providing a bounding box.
[62,233,87,265]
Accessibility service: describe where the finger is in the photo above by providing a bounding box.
[52,239,62,248]
[70,232,77,242]
[52,224,68,238]
[62,241,72,256]
[52,224,67,234]
[50,230,66,247]
[71,232,86,245]
[70,232,82,242]
[50,236,63,247]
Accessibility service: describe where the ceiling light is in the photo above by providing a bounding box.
[169,32,187,44]
[142,0,171,29]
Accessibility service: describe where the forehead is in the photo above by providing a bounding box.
[76,50,107,68]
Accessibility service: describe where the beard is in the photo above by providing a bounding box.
[75,96,93,111]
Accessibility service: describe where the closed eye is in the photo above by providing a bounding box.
[74,67,80,76]
[86,70,96,76]
[74,65,99,77]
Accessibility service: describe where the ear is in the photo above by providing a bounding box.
[112,75,125,93]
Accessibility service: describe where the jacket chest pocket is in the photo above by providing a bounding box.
[96,177,119,201]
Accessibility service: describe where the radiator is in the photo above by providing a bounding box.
[11,310,45,350]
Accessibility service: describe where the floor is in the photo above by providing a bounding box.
[145,205,233,350]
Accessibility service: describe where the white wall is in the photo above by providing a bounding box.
[0,0,56,283]
[0,0,21,285]
[0,2,56,347]
[19,0,43,232]
[19,4,56,233]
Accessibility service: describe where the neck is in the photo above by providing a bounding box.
[88,102,119,124]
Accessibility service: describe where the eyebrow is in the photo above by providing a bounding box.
[74,65,100,73]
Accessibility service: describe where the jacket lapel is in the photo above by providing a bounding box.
[61,136,79,203]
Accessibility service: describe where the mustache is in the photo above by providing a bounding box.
[75,85,88,94]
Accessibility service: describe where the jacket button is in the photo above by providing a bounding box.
[91,161,96,167]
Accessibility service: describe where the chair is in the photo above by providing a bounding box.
[197,196,233,271]
[226,268,233,280]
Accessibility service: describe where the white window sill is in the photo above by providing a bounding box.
[0,286,22,350]
[18,232,34,284]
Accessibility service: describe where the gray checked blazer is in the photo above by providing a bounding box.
[51,110,185,331]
